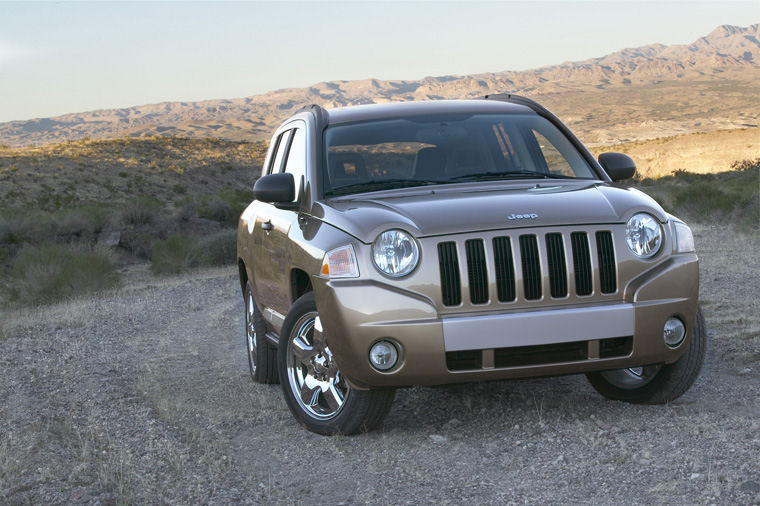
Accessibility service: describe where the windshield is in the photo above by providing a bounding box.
[323,113,598,197]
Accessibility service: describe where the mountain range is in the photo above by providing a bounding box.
[1,23,758,147]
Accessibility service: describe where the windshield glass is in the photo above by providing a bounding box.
[323,113,597,196]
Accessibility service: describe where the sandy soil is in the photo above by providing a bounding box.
[1,225,759,504]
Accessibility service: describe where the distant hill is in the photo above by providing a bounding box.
[0,23,758,147]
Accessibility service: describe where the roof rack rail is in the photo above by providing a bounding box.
[481,93,550,115]
[296,103,329,129]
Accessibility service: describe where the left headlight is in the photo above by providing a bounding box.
[625,213,662,258]
[372,229,420,278]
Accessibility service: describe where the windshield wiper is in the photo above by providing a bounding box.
[325,179,441,197]
[447,170,576,182]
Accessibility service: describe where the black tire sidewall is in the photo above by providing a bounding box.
[245,282,277,384]
[587,306,708,404]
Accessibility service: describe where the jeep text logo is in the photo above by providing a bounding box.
[508,213,539,220]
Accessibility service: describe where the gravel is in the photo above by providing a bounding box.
[1,224,758,504]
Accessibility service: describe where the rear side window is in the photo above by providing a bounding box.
[282,128,307,200]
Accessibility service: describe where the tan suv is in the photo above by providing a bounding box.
[237,95,706,435]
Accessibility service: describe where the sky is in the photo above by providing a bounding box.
[0,1,758,123]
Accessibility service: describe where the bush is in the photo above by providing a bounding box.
[55,205,110,241]
[194,229,237,266]
[177,189,252,227]
[633,158,759,229]
[0,210,54,249]
[119,196,163,226]
[4,244,118,305]
[150,234,197,274]
[150,230,237,274]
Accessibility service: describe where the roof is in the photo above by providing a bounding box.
[325,99,535,125]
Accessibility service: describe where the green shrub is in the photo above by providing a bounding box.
[150,234,197,274]
[176,189,251,227]
[4,244,118,305]
[150,230,237,274]
[119,196,163,226]
[193,229,237,266]
[633,158,759,229]
[0,210,54,248]
[55,205,110,241]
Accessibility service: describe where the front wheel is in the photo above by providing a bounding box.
[586,306,707,404]
[278,292,395,435]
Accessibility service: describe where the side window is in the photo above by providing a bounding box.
[268,129,293,175]
[282,128,307,200]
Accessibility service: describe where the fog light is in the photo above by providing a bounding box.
[369,341,398,371]
[663,317,686,347]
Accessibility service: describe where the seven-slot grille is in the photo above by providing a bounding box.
[438,230,617,306]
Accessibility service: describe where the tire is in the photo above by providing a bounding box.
[278,292,395,435]
[586,306,707,404]
[244,282,278,384]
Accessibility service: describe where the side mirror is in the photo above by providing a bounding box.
[253,173,295,203]
[598,152,636,181]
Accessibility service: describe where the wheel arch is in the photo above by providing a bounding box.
[290,268,312,302]
[238,258,248,296]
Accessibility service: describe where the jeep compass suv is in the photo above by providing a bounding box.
[237,95,705,435]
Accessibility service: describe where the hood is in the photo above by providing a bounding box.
[312,181,666,243]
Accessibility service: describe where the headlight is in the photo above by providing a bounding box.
[321,245,359,278]
[674,221,695,253]
[625,213,662,258]
[372,229,420,277]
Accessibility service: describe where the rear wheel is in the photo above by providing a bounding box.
[586,306,707,404]
[244,282,278,384]
[278,292,395,435]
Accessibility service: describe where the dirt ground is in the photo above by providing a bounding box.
[1,224,759,504]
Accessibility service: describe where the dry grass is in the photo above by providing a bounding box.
[591,128,759,179]
[0,136,265,210]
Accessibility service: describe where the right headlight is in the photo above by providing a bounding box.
[372,229,420,277]
[673,221,695,253]
[625,213,662,258]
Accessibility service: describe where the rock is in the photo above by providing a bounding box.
[594,418,611,430]
[429,434,447,443]
[739,480,760,493]
[738,368,751,376]
[690,473,703,480]
[98,230,121,247]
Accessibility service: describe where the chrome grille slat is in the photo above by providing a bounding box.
[545,233,568,298]
[570,232,593,296]
[519,235,542,300]
[492,237,516,302]
[596,231,617,294]
[465,239,488,304]
[438,242,462,306]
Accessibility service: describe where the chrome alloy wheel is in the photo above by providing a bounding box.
[600,365,662,390]
[286,312,349,420]
[246,291,258,375]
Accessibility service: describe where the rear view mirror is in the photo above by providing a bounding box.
[598,152,636,181]
[253,173,295,203]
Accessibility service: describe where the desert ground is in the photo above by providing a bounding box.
[1,224,758,504]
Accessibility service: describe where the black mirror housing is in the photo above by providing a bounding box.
[598,152,636,181]
[253,173,295,203]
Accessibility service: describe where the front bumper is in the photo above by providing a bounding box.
[313,253,699,389]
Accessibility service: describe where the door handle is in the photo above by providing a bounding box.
[261,220,273,232]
